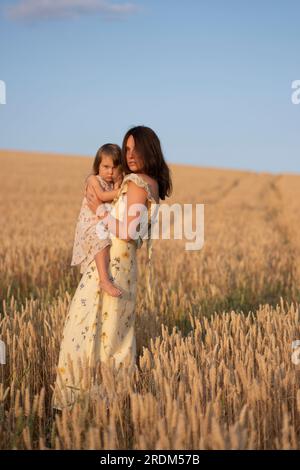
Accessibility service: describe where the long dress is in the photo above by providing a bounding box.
[51,173,159,411]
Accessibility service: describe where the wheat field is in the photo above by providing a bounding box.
[1,149,300,450]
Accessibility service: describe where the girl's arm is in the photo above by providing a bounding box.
[86,181,148,242]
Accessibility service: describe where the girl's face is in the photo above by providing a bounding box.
[98,154,115,182]
[125,135,144,173]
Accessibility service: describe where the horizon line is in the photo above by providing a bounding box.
[0,147,298,177]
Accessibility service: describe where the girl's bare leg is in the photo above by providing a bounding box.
[94,246,122,297]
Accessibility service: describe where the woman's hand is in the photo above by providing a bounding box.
[85,175,104,199]
[113,175,123,190]
[98,210,109,221]
[98,211,110,230]
[87,197,100,214]
[85,175,102,213]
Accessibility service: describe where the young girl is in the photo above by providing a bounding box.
[71,144,124,297]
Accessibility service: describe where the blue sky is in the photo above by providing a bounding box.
[0,0,300,173]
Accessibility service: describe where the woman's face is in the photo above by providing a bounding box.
[125,135,144,173]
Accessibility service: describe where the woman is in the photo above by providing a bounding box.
[51,126,172,412]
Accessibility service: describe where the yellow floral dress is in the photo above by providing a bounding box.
[51,173,159,411]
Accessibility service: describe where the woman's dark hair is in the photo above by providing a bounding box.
[121,126,172,200]
[92,143,122,175]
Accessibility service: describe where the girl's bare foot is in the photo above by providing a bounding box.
[99,279,123,297]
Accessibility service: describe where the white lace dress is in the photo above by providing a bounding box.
[70,175,114,274]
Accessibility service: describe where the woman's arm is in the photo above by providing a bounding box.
[85,175,120,202]
[99,188,120,202]
[86,181,148,242]
[85,174,104,202]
